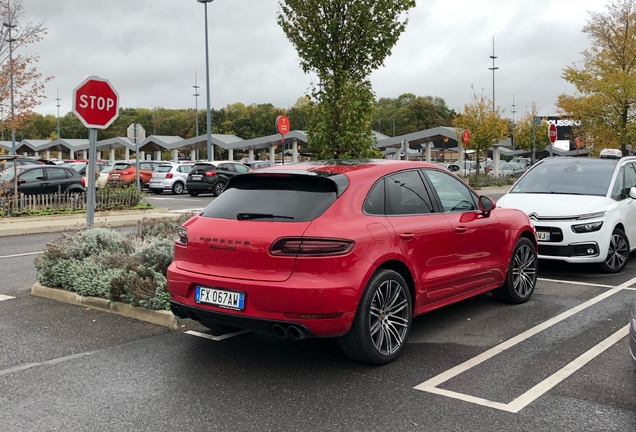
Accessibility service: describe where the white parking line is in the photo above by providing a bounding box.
[0,251,43,260]
[537,277,613,289]
[185,329,249,341]
[0,294,15,301]
[414,275,636,412]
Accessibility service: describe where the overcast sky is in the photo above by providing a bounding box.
[21,0,604,121]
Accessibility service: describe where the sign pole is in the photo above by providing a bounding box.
[135,124,140,190]
[86,128,98,229]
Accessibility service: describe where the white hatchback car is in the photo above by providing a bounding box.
[149,162,195,195]
[497,155,636,273]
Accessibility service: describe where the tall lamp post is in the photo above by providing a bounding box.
[55,87,61,139]
[488,37,498,113]
[193,72,200,160]
[3,1,17,155]
[197,0,214,161]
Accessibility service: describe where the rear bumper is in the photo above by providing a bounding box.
[186,181,217,192]
[170,300,317,338]
[167,262,363,337]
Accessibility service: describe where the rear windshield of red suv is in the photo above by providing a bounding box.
[112,163,132,170]
[201,174,338,222]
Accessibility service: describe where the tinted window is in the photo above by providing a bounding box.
[424,169,477,212]
[364,179,385,215]
[113,163,131,170]
[201,175,338,222]
[20,168,45,183]
[385,170,434,215]
[234,163,250,173]
[156,165,173,173]
[191,164,214,174]
[511,159,616,196]
[217,163,234,172]
[46,168,67,180]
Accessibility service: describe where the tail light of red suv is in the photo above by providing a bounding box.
[270,237,355,256]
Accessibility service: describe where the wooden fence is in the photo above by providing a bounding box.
[0,187,144,216]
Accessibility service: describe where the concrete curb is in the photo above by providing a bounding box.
[31,283,180,329]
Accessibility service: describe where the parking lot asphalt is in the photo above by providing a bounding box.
[0,227,634,431]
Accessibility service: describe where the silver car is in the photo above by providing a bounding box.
[149,162,195,195]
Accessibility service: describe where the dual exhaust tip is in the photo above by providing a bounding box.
[271,323,309,340]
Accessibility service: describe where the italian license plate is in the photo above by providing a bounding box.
[195,286,245,311]
[537,231,550,241]
[192,175,202,180]
[111,174,120,178]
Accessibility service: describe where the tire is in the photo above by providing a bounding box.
[151,189,163,195]
[338,269,412,365]
[212,181,226,197]
[492,237,537,304]
[171,182,184,195]
[599,228,630,274]
[188,190,200,197]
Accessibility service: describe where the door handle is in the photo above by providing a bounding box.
[455,226,468,234]
[399,233,415,241]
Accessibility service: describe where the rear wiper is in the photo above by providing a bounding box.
[237,213,294,220]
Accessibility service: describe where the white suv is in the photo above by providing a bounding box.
[497,155,636,273]
[149,162,195,195]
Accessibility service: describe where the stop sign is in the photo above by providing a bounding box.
[548,123,558,144]
[73,76,119,129]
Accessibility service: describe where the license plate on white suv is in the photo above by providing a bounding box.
[537,231,550,241]
[195,286,245,310]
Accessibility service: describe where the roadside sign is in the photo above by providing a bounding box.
[462,129,470,144]
[127,123,146,144]
[276,115,290,135]
[73,76,119,129]
[548,123,558,144]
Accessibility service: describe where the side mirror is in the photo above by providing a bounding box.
[630,186,636,199]
[478,195,495,214]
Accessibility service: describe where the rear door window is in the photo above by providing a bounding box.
[201,174,338,222]
[178,165,193,173]
[385,170,434,215]
[46,168,67,180]
[140,162,153,171]
[234,163,250,173]
[217,163,235,172]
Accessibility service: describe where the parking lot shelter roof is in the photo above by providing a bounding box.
[377,127,459,149]
[224,130,309,151]
[173,134,244,150]
[96,137,136,151]
[138,135,184,152]
[34,139,87,153]
[14,139,52,153]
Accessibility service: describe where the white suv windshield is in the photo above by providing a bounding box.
[510,158,617,196]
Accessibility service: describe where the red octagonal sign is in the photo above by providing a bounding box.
[73,76,119,129]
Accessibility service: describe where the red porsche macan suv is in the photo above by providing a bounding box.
[167,159,537,364]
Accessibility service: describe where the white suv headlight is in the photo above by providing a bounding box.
[572,221,604,233]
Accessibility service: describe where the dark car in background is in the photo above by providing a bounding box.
[0,155,44,173]
[186,161,251,197]
[0,165,85,195]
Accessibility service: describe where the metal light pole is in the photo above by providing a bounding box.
[193,72,200,160]
[3,1,17,155]
[488,37,498,113]
[0,104,4,141]
[56,87,61,139]
[197,0,214,161]
[511,95,516,150]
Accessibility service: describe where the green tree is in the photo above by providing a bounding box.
[278,0,416,158]
[287,96,312,132]
[512,103,550,152]
[452,88,509,180]
[557,0,636,155]
[0,1,52,135]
